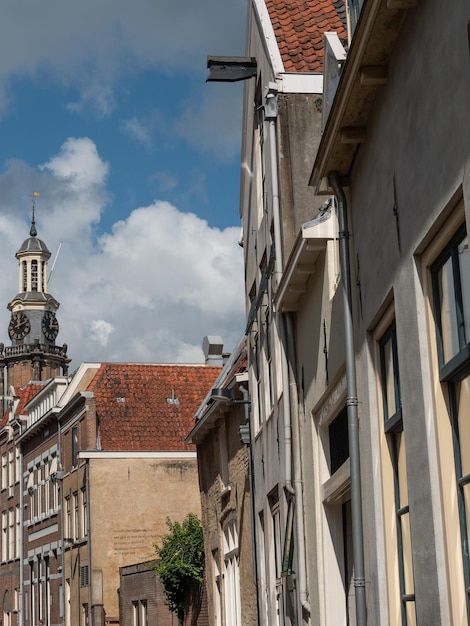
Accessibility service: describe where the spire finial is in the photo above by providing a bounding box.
[30,191,39,237]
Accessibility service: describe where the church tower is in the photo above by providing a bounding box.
[0,205,70,389]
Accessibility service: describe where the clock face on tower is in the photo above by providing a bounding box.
[8,311,31,340]
[42,311,59,341]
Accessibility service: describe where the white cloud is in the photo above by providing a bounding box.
[0,138,245,368]
[90,320,115,347]
[121,117,152,148]
[0,0,246,117]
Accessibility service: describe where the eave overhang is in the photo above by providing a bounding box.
[274,209,338,312]
[16,407,60,444]
[186,337,247,446]
[309,0,418,194]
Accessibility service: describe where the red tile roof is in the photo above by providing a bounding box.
[265,0,347,72]
[87,363,221,452]
[1,382,45,427]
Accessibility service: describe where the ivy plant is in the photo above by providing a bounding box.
[154,513,205,625]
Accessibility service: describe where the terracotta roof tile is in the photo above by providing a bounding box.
[265,0,347,72]
[87,363,221,452]
[1,382,45,427]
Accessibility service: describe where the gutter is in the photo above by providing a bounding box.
[329,171,367,626]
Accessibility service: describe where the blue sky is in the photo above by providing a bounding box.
[0,0,248,368]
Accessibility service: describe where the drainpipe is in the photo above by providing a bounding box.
[264,88,294,500]
[285,313,311,618]
[239,384,261,626]
[265,87,283,284]
[328,171,367,626]
[86,460,92,626]
[265,87,310,618]
[19,445,24,626]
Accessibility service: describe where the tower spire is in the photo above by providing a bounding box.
[30,191,39,237]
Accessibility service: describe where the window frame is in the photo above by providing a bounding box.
[431,222,470,621]
[378,318,416,623]
[431,223,470,381]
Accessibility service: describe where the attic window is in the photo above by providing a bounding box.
[167,389,180,405]
[116,396,125,403]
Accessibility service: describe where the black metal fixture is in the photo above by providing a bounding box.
[206,56,257,82]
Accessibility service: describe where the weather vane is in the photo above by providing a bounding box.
[30,191,40,237]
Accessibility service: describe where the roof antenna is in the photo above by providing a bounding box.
[30,191,40,237]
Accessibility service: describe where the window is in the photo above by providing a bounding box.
[379,320,416,624]
[65,497,71,540]
[30,561,35,626]
[347,0,364,36]
[268,491,283,625]
[140,601,147,626]
[41,261,46,292]
[44,460,50,514]
[8,450,14,496]
[15,506,20,559]
[37,463,43,517]
[72,426,79,467]
[81,604,88,626]
[212,550,222,626]
[132,601,140,626]
[22,261,27,291]
[2,454,7,490]
[223,519,241,626]
[31,260,38,291]
[81,488,88,537]
[2,511,7,560]
[73,492,79,540]
[329,406,349,474]
[315,373,358,625]
[27,470,35,521]
[131,600,146,626]
[15,448,20,486]
[7,511,13,560]
[431,223,470,621]
[432,224,470,377]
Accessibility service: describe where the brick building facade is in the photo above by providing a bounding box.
[187,339,258,626]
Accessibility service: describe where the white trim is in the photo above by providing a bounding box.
[28,524,59,542]
[79,450,197,460]
[277,73,323,94]
[253,0,284,74]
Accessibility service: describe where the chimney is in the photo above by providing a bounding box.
[202,336,224,366]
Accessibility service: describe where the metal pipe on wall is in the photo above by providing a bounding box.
[328,170,367,626]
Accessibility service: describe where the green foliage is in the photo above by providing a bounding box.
[154,513,204,624]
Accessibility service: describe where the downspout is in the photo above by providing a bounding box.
[265,87,310,618]
[285,313,311,617]
[19,445,24,626]
[239,384,261,626]
[264,88,294,498]
[86,460,92,626]
[58,418,66,626]
[328,171,367,626]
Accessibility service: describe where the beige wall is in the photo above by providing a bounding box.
[88,456,201,621]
